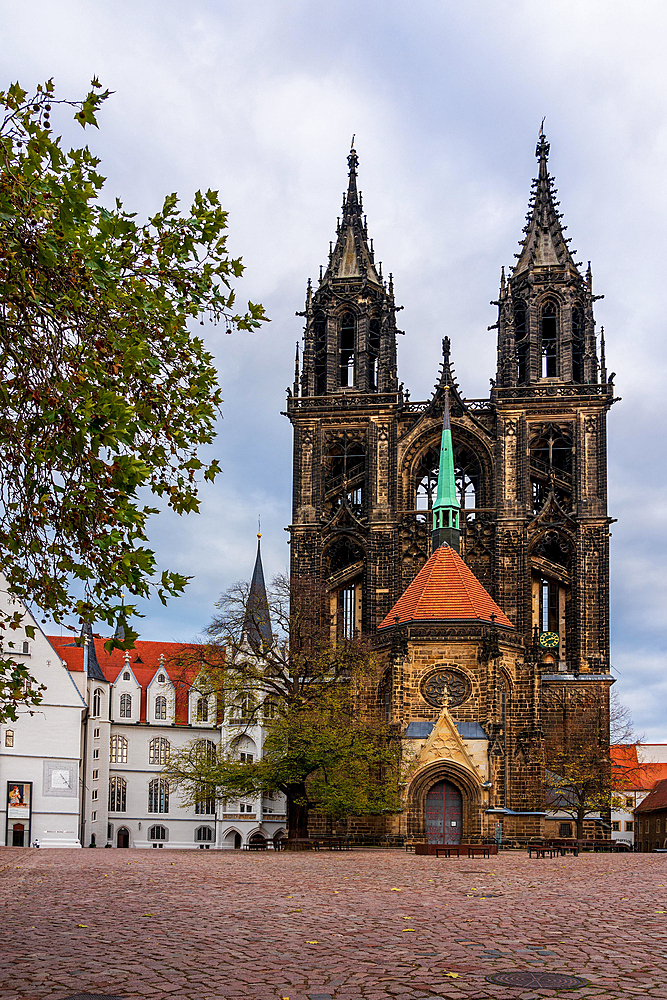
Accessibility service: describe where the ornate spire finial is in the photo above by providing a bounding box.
[536,122,550,162]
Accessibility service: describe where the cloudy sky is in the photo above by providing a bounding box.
[4,1,666,739]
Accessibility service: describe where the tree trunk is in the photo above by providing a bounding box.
[286,783,309,838]
[576,807,586,840]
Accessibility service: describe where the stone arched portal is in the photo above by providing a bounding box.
[425,780,462,844]
[406,761,483,843]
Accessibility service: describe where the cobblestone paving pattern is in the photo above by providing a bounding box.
[1,847,666,1000]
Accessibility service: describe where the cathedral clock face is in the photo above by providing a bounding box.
[539,631,560,649]
[421,669,470,708]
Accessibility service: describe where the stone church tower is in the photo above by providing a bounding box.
[286,134,616,842]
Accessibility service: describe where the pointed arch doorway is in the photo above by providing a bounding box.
[425,780,462,844]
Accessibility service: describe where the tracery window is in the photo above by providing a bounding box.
[369,316,381,391]
[339,312,355,387]
[195,788,216,815]
[324,431,365,515]
[529,424,573,514]
[313,311,327,395]
[415,443,483,521]
[514,300,528,384]
[196,825,214,842]
[194,739,217,764]
[149,737,170,765]
[148,778,169,814]
[110,734,128,764]
[541,301,558,378]
[119,693,132,718]
[195,696,209,723]
[108,776,126,812]
[572,305,585,383]
[149,824,167,841]
[154,695,167,721]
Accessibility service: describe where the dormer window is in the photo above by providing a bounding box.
[155,695,167,721]
[119,693,132,718]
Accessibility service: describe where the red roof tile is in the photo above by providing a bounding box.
[47,635,216,725]
[635,778,667,813]
[610,746,667,791]
[377,544,514,631]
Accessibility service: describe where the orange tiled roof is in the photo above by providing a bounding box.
[47,635,216,725]
[611,744,667,791]
[378,544,514,630]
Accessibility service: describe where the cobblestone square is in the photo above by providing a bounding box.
[1,847,665,1000]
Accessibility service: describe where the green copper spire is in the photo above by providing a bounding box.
[431,387,461,552]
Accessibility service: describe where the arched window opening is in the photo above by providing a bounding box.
[539,576,559,635]
[313,312,327,395]
[195,788,216,815]
[324,431,365,515]
[196,825,214,842]
[119,693,132,719]
[529,425,572,515]
[572,305,585,383]
[108,776,127,812]
[369,317,381,391]
[194,739,217,764]
[154,695,167,720]
[339,312,355,387]
[195,696,209,723]
[414,443,483,522]
[92,688,103,717]
[541,301,558,378]
[148,778,169,814]
[109,734,128,764]
[530,426,572,475]
[149,737,170,765]
[149,824,167,841]
[5,729,14,747]
[324,537,364,640]
[325,536,364,578]
[514,301,528,384]
[534,530,572,569]
[122,671,131,681]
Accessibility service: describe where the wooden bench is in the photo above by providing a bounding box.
[528,843,562,858]
[421,843,493,858]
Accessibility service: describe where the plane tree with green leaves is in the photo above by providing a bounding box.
[0,78,266,722]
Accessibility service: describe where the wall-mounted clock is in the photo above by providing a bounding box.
[539,631,560,649]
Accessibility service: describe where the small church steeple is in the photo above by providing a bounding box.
[298,143,399,397]
[431,387,461,553]
[243,530,273,652]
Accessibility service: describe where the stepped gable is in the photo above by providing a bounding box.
[377,543,513,631]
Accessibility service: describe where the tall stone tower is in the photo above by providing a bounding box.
[286,143,403,637]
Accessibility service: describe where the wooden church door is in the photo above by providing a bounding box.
[425,780,463,844]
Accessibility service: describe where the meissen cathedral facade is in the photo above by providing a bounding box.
[285,134,616,844]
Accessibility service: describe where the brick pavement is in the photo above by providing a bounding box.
[1,847,666,1000]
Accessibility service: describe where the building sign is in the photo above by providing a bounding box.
[6,781,32,847]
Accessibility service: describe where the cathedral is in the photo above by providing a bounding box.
[286,133,616,844]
